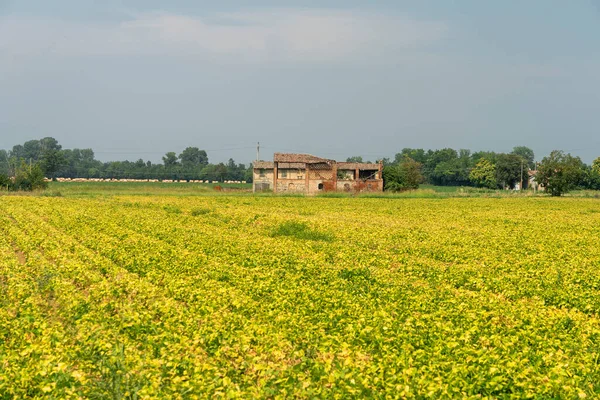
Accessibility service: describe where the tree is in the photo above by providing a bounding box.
[395,148,427,164]
[469,159,497,189]
[536,150,584,196]
[39,137,62,152]
[0,150,8,175]
[0,173,9,190]
[10,144,25,160]
[162,152,179,168]
[384,156,423,191]
[13,161,48,191]
[511,146,535,169]
[179,147,208,168]
[33,137,65,178]
[425,148,460,185]
[40,148,66,178]
[471,151,498,164]
[346,156,363,163]
[592,157,600,176]
[495,153,523,189]
[23,139,42,161]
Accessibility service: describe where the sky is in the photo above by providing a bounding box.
[1,0,599,164]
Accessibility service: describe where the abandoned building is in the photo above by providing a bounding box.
[253,153,383,194]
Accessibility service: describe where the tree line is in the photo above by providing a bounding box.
[2,138,599,196]
[376,146,600,196]
[0,138,253,185]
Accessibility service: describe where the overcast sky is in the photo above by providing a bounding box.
[1,1,599,164]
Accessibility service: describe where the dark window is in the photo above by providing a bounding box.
[281,170,288,178]
[259,169,265,177]
[318,183,324,190]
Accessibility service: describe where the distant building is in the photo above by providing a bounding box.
[253,153,383,195]
[528,169,545,191]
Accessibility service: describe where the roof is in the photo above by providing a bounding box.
[253,161,275,169]
[277,162,306,169]
[338,162,381,170]
[273,153,333,164]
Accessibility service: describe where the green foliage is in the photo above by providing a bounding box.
[384,156,423,191]
[191,207,212,216]
[511,146,535,169]
[12,161,48,191]
[270,221,334,242]
[162,152,179,168]
[536,150,584,196]
[495,153,524,189]
[40,148,67,178]
[346,156,363,163]
[0,173,10,190]
[469,159,498,189]
[163,205,182,214]
[593,157,600,175]
[179,147,209,168]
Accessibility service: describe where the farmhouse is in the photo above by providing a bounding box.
[253,153,383,195]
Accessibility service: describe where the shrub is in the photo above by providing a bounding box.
[0,174,10,191]
[270,221,334,242]
[13,162,48,191]
[191,207,212,216]
[163,205,182,214]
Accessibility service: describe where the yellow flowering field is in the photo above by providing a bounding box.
[1,195,600,398]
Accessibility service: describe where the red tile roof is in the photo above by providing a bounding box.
[253,161,275,168]
[273,153,333,164]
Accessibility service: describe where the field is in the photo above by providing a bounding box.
[1,186,600,398]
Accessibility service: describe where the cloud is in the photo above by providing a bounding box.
[0,9,448,64]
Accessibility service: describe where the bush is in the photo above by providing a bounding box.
[191,207,212,216]
[384,157,423,192]
[0,174,10,191]
[12,162,48,192]
[270,221,334,242]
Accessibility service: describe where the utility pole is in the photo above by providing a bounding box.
[520,159,523,191]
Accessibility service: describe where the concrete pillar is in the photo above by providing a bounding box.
[332,162,338,192]
[305,164,309,194]
[273,162,278,193]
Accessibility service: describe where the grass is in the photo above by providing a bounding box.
[41,181,599,199]
[46,181,251,197]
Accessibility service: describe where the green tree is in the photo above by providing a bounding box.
[346,156,363,163]
[0,150,8,175]
[40,148,66,178]
[536,150,584,196]
[471,151,498,164]
[495,153,523,189]
[23,139,42,161]
[179,147,208,168]
[592,157,600,175]
[0,173,10,190]
[35,137,66,178]
[162,152,179,168]
[394,149,427,164]
[384,156,423,191]
[13,161,48,191]
[469,159,497,189]
[511,146,535,169]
